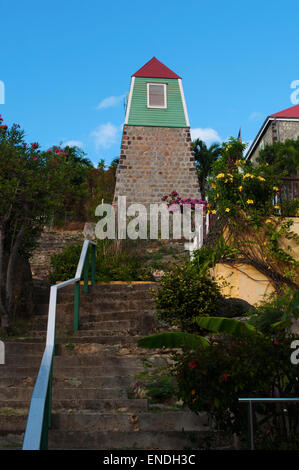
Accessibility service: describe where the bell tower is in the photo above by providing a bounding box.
[113,57,201,208]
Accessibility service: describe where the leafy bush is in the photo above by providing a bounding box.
[132,365,178,404]
[171,331,299,448]
[154,263,222,332]
[49,239,152,283]
[247,290,299,333]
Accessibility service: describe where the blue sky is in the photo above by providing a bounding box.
[1,0,298,166]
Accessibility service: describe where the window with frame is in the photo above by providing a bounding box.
[147,83,167,108]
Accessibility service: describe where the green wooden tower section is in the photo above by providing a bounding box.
[127,77,188,127]
[125,57,190,128]
[114,57,200,208]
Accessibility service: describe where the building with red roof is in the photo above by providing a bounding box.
[113,57,200,208]
[246,104,299,162]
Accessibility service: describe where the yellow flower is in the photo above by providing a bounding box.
[246,199,254,204]
[243,173,251,179]
[273,186,279,191]
[265,219,272,224]
[238,185,243,191]
[225,208,230,212]
[257,176,265,181]
[250,174,255,179]
[212,209,217,214]
[235,159,241,166]
[216,173,225,179]
[274,205,280,210]
[211,183,216,189]
[216,193,220,198]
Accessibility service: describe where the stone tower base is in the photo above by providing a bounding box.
[113,125,201,208]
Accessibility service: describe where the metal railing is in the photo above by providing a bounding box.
[22,239,96,450]
[238,397,299,450]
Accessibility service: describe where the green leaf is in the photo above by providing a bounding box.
[196,316,262,337]
[137,332,210,350]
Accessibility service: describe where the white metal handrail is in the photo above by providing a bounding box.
[22,239,96,450]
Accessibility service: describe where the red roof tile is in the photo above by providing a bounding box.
[133,57,181,79]
[270,104,299,118]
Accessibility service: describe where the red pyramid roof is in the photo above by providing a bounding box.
[133,57,181,79]
[270,104,299,118]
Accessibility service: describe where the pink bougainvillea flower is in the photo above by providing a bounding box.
[33,156,38,161]
[23,143,27,147]
[0,125,8,130]
[220,373,229,382]
[188,361,198,369]
[31,143,39,149]
[273,339,280,346]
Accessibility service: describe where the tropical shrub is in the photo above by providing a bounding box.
[0,118,75,324]
[154,262,223,333]
[171,330,299,448]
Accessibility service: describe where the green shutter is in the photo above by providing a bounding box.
[127,77,188,127]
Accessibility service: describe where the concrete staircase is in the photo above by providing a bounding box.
[0,283,223,450]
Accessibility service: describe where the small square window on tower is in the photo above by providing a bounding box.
[147,83,167,109]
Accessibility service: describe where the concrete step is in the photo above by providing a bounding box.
[0,365,142,378]
[28,310,156,329]
[33,299,155,317]
[4,342,46,355]
[0,399,148,413]
[53,355,145,367]
[1,375,136,389]
[0,387,129,401]
[55,336,143,345]
[47,429,214,450]
[51,410,209,432]
[0,410,209,434]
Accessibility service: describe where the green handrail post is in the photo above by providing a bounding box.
[84,245,89,294]
[73,280,80,331]
[91,243,96,286]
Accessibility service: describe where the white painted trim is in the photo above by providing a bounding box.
[124,76,135,124]
[178,79,190,127]
[147,82,167,109]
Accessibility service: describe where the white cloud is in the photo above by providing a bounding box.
[190,128,222,144]
[62,140,84,148]
[96,94,126,109]
[91,122,119,149]
[248,111,262,121]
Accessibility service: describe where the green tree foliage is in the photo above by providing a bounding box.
[257,137,299,176]
[204,137,299,293]
[0,120,73,323]
[86,162,117,220]
[192,139,221,199]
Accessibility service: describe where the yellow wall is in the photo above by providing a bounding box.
[211,218,299,306]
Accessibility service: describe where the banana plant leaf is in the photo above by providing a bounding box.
[137,332,210,350]
[196,316,261,336]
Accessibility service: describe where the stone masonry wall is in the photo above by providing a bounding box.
[251,120,299,163]
[113,125,201,207]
